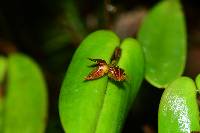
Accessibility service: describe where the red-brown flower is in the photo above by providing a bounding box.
[85,58,126,81]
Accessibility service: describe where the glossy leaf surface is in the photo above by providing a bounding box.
[138,0,186,88]
[95,38,144,133]
[59,30,119,133]
[4,54,48,133]
[159,77,200,133]
[59,30,144,133]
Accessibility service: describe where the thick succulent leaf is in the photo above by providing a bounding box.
[59,30,119,133]
[95,38,144,133]
[4,54,48,133]
[195,74,200,90]
[138,0,186,88]
[159,77,200,133]
[59,31,144,133]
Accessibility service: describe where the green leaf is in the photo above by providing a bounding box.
[95,38,144,133]
[195,74,200,90]
[59,30,119,133]
[4,53,48,133]
[59,30,144,133]
[0,56,7,132]
[64,0,86,37]
[43,29,71,54]
[138,0,186,88]
[158,77,200,133]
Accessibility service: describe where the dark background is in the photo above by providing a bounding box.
[0,0,199,132]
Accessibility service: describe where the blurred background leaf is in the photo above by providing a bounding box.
[138,0,186,88]
[3,53,48,133]
[0,57,7,83]
[0,56,7,133]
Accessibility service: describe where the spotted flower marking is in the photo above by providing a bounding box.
[85,58,126,81]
